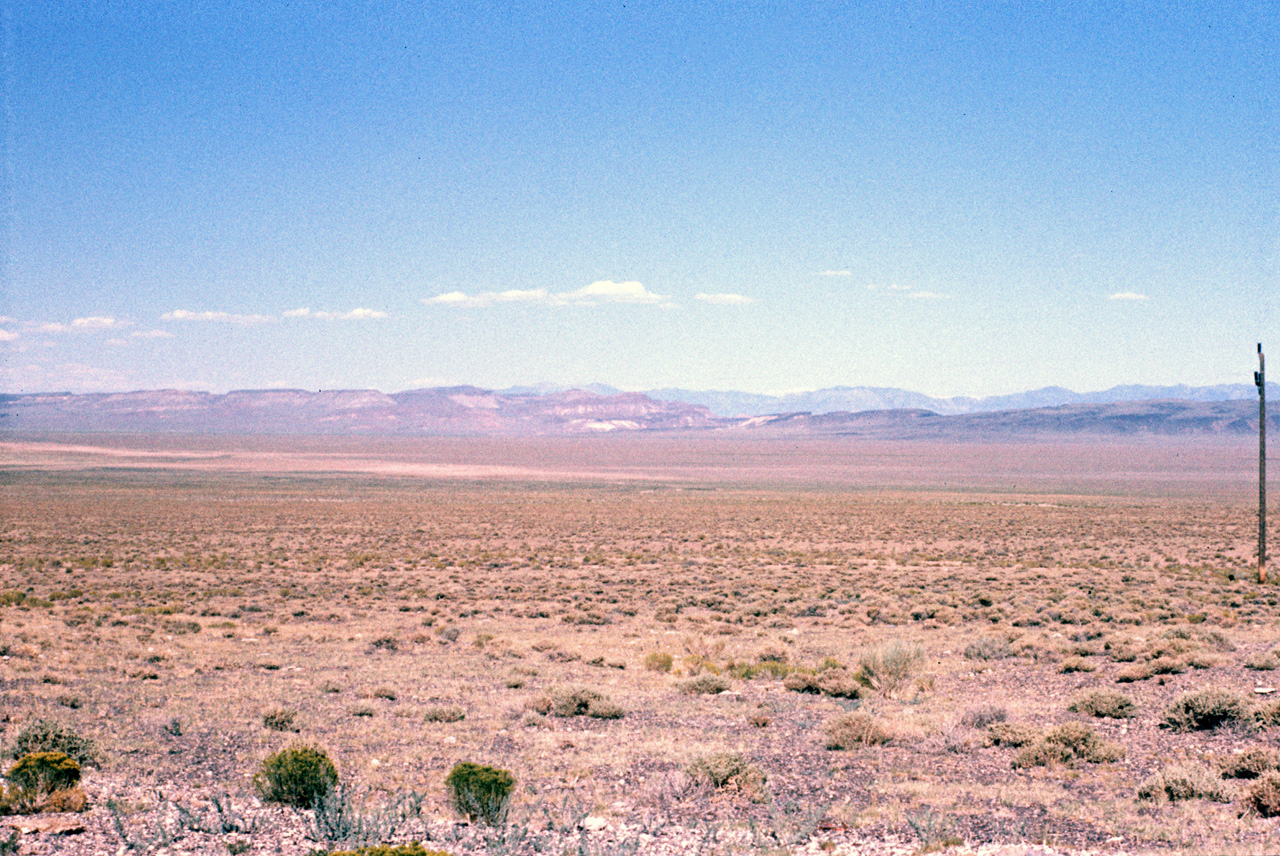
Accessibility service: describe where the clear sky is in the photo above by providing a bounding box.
[2,1,1277,397]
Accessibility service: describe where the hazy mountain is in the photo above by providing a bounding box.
[1,385,1271,439]
[644,383,1267,417]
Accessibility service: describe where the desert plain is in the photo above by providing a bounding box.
[1,432,1278,855]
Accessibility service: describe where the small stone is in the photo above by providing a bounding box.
[581,816,609,832]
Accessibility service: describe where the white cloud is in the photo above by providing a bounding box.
[0,329,18,342]
[72,315,120,329]
[816,270,852,277]
[162,309,275,324]
[425,281,668,308]
[1108,291,1149,301]
[695,292,756,305]
[285,307,389,320]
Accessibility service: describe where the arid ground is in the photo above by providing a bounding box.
[1,433,1278,855]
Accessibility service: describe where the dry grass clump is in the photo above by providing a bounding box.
[1058,656,1096,674]
[643,651,674,672]
[782,667,861,699]
[960,705,1007,729]
[684,752,767,802]
[528,686,624,719]
[1253,700,1280,729]
[1161,688,1249,732]
[823,711,890,749]
[0,751,86,815]
[1242,772,1280,817]
[1011,722,1123,768]
[855,640,924,697]
[963,635,1015,661]
[1245,649,1280,671]
[422,705,466,723]
[985,722,1039,748]
[1069,688,1137,719]
[1137,762,1228,803]
[677,674,730,695]
[1218,747,1280,779]
[262,707,300,732]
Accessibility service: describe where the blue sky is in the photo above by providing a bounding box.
[2,1,1277,396]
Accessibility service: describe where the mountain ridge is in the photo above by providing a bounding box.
[1,385,1272,439]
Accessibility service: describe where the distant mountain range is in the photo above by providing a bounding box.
[506,382,1270,417]
[0,383,1273,439]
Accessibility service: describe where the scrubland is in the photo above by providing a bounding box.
[0,434,1278,855]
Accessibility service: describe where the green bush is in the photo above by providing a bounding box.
[254,744,338,808]
[6,720,100,768]
[444,762,514,825]
[6,751,80,796]
[1069,688,1137,719]
[324,846,449,856]
[1137,763,1228,803]
[823,711,890,749]
[1161,689,1248,732]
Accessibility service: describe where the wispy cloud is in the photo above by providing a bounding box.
[285,307,389,320]
[162,309,275,324]
[816,270,852,277]
[0,329,18,342]
[1107,291,1149,301]
[36,315,127,334]
[426,281,669,308]
[694,292,755,305]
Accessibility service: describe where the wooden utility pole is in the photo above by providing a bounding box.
[1259,343,1267,584]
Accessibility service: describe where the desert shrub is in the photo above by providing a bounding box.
[372,687,397,701]
[326,846,448,856]
[855,640,924,697]
[1012,722,1123,768]
[6,720,100,768]
[1243,772,1280,817]
[423,706,466,723]
[1137,763,1227,803]
[1161,689,1248,732]
[684,752,767,801]
[254,744,338,808]
[815,668,861,699]
[960,705,1007,729]
[6,751,80,799]
[644,652,674,672]
[963,636,1014,661]
[1114,663,1153,683]
[1148,656,1187,675]
[678,674,730,695]
[40,786,87,813]
[823,711,890,749]
[444,762,514,825]
[1253,700,1280,728]
[1069,688,1137,719]
[985,722,1039,748]
[1245,650,1280,671]
[1059,656,1096,674]
[783,672,822,694]
[1219,747,1280,779]
[263,708,299,732]
[369,635,398,651]
[529,687,624,719]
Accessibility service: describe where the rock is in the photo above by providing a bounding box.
[2,815,86,835]
[581,815,609,832]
